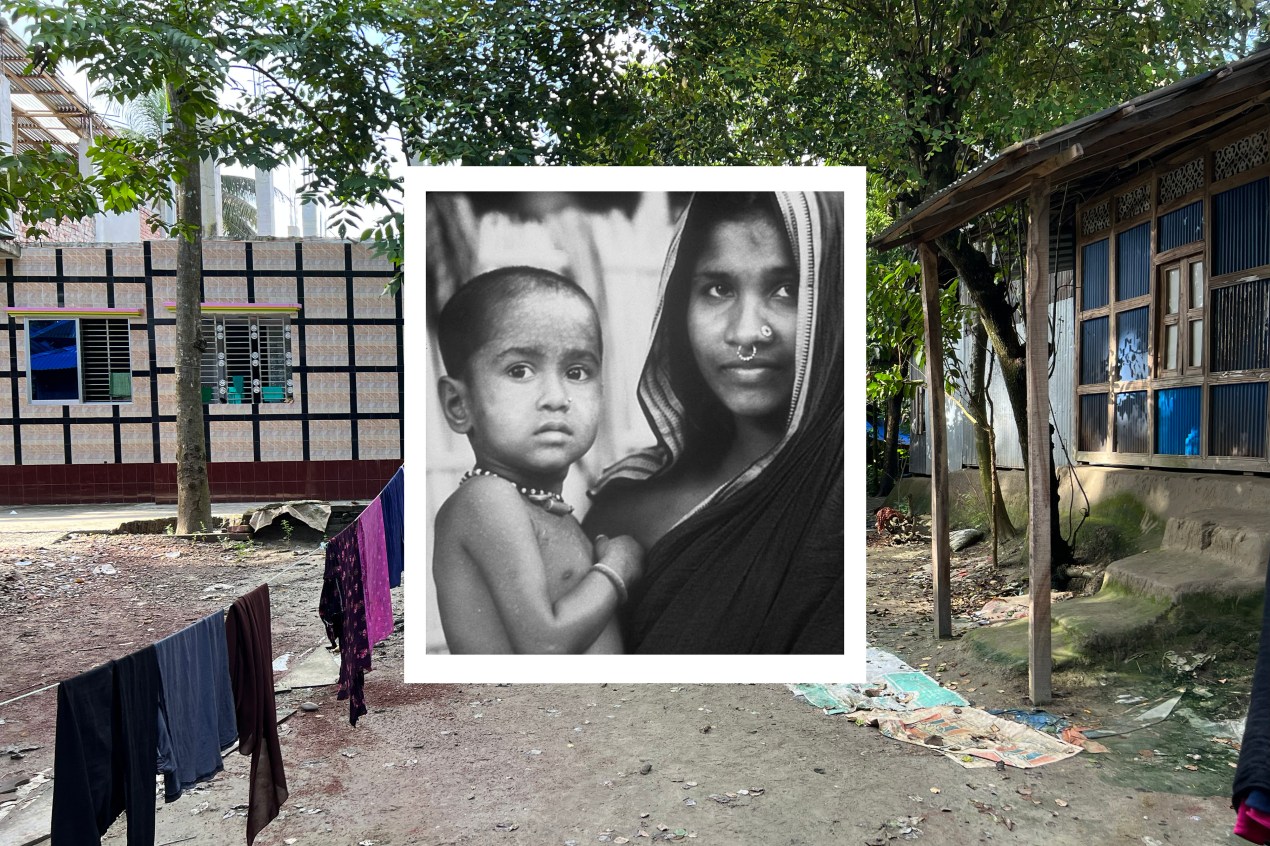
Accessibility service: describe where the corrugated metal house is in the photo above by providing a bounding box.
[899,47,1270,477]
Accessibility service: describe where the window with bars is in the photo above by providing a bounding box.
[26,317,132,403]
[199,314,293,404]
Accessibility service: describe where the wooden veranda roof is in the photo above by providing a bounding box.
[872,45,1270,251]
[1,20,113,155]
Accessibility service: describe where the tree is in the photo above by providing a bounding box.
[5,0,410,531]
[586,0,1270,568]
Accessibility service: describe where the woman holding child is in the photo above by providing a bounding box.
[585,191,844,654]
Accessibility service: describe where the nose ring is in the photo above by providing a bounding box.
[760,324,773,339]
[566,397,572,406]
[737,344,757,362]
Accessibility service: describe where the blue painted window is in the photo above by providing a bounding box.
[1081,239,1109,309]
[27,318,131,403]
[1115,391,1149,453]
[1080,317,1109,384]
[1116,223,1151,300]
[1210,278,1270,372]
[1213,177,1270,276]
[1158,200,1204,252]
[1116,307,1150,381]
[1079,394,1108,452]
[1156,386,1201,455]
[1210,382,1268,458]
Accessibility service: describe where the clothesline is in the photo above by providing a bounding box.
[0,578,294,708]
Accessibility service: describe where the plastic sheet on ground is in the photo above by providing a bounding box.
[1083,691,1184,739]
[859,705,1084,769]
[789,648,967,714]
[248,500,331,533]
[865,646,919,680]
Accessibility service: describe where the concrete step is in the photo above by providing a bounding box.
[1159,508,1270,577]
[1104,548,1266,604]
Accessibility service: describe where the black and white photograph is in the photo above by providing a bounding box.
[406,171,864,679]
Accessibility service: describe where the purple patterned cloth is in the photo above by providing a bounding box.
[358,497,394,646]
[321,527,371,725]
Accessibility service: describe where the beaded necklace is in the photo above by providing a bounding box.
[460,467,573,515]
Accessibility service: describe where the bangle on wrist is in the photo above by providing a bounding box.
[592,561,628,606]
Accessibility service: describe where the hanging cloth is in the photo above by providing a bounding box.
[155,610,239,802]
[225,584,288,845]
[358,497,394,646]
[381,466,405,589]
[51,647,161,846]
[322,527,372,725]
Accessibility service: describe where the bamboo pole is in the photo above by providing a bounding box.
[918,242,952,639]
[1026,179,1054,704]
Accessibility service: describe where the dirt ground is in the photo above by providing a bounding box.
[0,523,1253,846]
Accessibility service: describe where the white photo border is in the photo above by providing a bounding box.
[404,166,866,684]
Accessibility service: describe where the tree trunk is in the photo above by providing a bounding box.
[968,318,1016,538]
[879,391,902,496]
[936,230,1072,567]
[170,86,212,534]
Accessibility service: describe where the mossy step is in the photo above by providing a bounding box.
[1104,549,1266,603]
[963,590,1170,672]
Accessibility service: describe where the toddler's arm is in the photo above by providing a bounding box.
[456,478,640,654]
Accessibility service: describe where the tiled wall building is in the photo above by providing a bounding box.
[1,238,402,504]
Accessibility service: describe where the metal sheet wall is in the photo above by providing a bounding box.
[1213,177,1269,276]
[909,297,1075,474]
[1080,393,1109,452]
[1210,382,1268,458]
[1156,386,1202,455]
[1116,306,1150,381]
[1081,239,1109,309]
[1211,277,1270,372]
[1116,222,1151,300]
[1158,200,1204,252]
[1114,390,1150,453]
[1081,316,1109,384]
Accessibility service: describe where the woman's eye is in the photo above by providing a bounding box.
[506,364,533,379]
[699,281,733,299]
[566,365,592,381]
[772,282,796,300]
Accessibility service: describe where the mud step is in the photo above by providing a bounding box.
[1104,548,1266,604]
[1160,508,1270,577]
[965,590,1170,671]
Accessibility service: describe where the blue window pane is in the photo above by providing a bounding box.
[1080,317,1109,384]
[1210,382,1268,458]
[1158,200,1204,252]
[1213,177,1269,277]
[1156,386,1201,455]
[1210,277,1270,372]
[1080,394,1108,452]
[1116,223,1150,300]
[28,319,79,401]
[1116,307,1149,381]
[1115,391,1149,453]
[1081,239,1109,310]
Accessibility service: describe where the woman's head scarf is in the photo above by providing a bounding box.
[594,191,844,653]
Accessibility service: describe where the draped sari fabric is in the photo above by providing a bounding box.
[594,192,844,654]
[1234,564,1270,812]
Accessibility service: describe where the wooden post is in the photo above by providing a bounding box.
[1026,179,1054,705]
[918,242,952,639]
